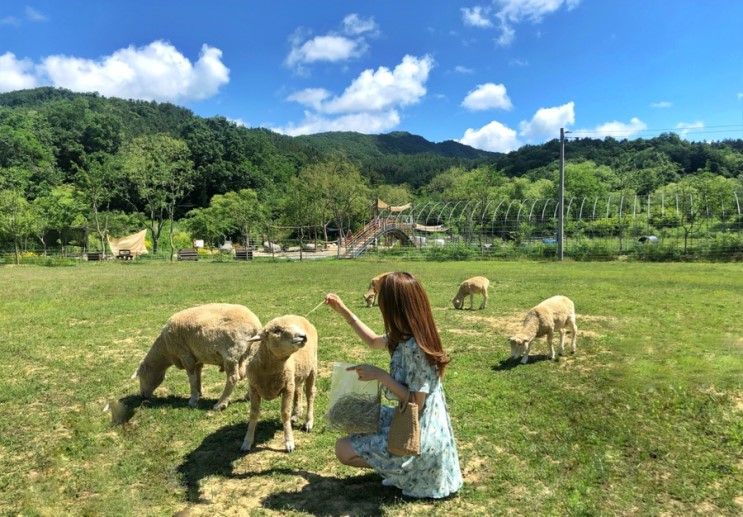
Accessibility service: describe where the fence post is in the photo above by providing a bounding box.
[558,128,565,260]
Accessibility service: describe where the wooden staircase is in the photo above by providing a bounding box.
[342,217,415,258]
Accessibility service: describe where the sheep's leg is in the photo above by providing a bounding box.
[281,386,296,452]
[240,387,261,452]
[303,371,316,432]
[558,328,566,356]
[291,389,302,424]
[213,363,239,411]
[469,293,475,310]
[548,330,556,360]
[569,316,578,354]
[187,365,202,408]
[479,290,488,310]
[520,342,531,364]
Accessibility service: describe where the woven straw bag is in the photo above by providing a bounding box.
[387,393,420,456]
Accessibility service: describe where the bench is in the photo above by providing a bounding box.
[235,248,253,260]
[87,252,102,261]
[177,248,199,261]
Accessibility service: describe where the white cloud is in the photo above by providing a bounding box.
[342,14,378,36]
[461,6,493,28]
[458,120,520,152]
[286,88,331,110]
[316,54,434,114]
[675,120,704,138]
[286,35,363,68]
[462,82,512,111]
[508,58,529,67]
[275,110,401,136]
[280,55,433,135]
[737,92,743,99]
[286,14,379,71]
[0,52,38,92]
[37,41,228,102]
[462,1,582,46]
[650,100,672,108]
[454,65,474,74]
[25,6,47,22]
[519,101,575,138]
[573,117,648,139]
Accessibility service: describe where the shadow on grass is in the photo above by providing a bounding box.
[177,423,405,515]
[177,420,283,502]
[110,394,222,425]
[492,354,552,371]
[261,470,402,516]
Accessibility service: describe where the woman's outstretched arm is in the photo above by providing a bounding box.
[325,293,387,350]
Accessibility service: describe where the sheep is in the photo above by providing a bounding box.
[363,272,393,307]
[452,276,490,310]
[509,295,577,364]
[132,303,261,410]
[241,315,318,453]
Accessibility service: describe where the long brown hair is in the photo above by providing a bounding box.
[377,272,450,376]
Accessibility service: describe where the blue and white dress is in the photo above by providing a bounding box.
[350,338,463,499]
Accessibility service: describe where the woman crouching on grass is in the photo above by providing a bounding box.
[324,271,463,499]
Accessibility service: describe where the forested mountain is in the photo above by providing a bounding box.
[1,87,741,258]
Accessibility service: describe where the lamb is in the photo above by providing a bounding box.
[452,276,490,310]
[132,303,261,410]
[241,315,318,453]
[509,295,577,364]
[363,272,393,307]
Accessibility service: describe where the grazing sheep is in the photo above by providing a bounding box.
[452,276,490,310]
[363,272,393,307]
[241,315,318,453]
[509,295,577,364]
[132,303,261,410]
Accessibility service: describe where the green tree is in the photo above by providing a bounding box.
[32,185,87,253]
[0,190,40,264]
[120,134,194,258]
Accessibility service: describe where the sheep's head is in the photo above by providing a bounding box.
[249,317,309,359]
[508,335,530,359]
[132,360,166,398]
[452,296,464,310]
[363,289,375,307]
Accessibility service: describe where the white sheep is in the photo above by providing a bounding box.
[509,295,578,364]
[241,315,318,453]
[363,272,393,307]
[132,303,262,410]
[452,276,490,310]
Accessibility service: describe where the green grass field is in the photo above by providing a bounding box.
[0,260,741,516]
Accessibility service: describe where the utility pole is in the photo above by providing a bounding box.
[558,127,565,260]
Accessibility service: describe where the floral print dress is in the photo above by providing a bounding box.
[350,338,463,499]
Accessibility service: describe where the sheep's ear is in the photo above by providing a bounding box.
[247,332,263,342]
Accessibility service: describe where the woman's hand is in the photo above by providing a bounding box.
[324,293,348,314]
[347,364,386,382]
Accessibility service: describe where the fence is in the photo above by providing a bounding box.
[377,193,743,261]
[2,193,742,263]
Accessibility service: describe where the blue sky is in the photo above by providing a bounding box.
[1,1,742,151]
